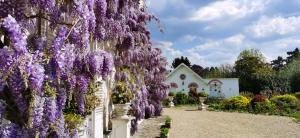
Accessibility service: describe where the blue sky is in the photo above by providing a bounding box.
[148,0,300,68]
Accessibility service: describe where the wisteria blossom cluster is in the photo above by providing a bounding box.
[0,0,168,136]
[115,47,169,134]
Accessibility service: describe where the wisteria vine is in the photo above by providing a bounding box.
[0,0,168,137]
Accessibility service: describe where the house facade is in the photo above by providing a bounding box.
[166,63,239,98]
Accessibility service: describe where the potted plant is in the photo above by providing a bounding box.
[198,92,208,110]
[168,92,175,107]
[165,116,172,128]
[160,128,169,138]
[112,82,133,118]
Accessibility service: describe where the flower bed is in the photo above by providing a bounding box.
[207,94,300,122]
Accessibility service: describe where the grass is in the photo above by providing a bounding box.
[289,112,300,122]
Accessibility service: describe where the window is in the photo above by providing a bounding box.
[180,74,186,80]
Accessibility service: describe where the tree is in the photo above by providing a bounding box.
[219,64,235,78]
[279,57,300,93]
[235,49,269,93]
[271,56,285,71]
[286,48,300,64]
[171,56,191,68]
[191,64,204,76]
[238,48,266,61]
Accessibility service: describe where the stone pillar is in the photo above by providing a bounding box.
[111,117,133,138]
[93,79,106,138]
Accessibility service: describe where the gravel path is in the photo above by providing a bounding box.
[163,106,300,138]
[132,116,165,138]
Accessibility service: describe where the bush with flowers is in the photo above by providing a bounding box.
[222,96,250,111]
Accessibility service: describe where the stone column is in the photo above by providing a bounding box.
[93,79,105,138]
[111,117,133,138]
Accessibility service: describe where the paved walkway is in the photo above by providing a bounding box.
[163,106,300,138]
[132,116,165,138]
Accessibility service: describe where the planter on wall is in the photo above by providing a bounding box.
[113,103,131,119]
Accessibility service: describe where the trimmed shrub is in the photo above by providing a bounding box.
[187,96,199,104]
[270,94,298,113]
[223,96,250,110]
[174,92,188,105]
[204,97,224,105]
[252,94,267,103]
[208,103,224,111]
[253,100,277,114]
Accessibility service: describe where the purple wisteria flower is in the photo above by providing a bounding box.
[32,95,45,130]
[88,51,104,76]
[1,15,27,54]
[44,96,57,123]
[27,62,45,93]
[0,100,6,124]
[7,68,27,114]
[77,75,89,114]
[101,52,114,79]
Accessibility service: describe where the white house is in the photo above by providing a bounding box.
[166,63,239,98]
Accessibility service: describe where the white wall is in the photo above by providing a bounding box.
[204,78,239,98]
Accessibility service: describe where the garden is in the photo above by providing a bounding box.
[163,89,300,122]
[207,92,300,122]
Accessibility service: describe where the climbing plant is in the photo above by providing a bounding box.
[0,0,168,137]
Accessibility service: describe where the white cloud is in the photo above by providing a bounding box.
[185,34,250,66]
[155,35,300,67]
[148,0,190,12]
[189,0,270,22]
[259,37,300,61]
[248,16,300,38]
[153,41,183,65]
[178,35,198,43]
[224,34,246,45]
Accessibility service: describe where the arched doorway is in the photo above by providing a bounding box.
[188,82,199,92]
[208,79,223,97]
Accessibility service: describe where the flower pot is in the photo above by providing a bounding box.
[199,97,207,103]
[160,132,169,138]
[165,120,172,128]
[198,97,207,110]
[113,103,131,119]
[168,96,174,107]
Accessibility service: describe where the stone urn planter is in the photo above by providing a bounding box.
[198,96,207,110]
[168,96,174,107]
[113,103,131,119]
